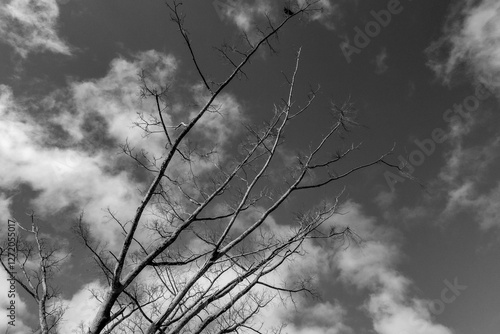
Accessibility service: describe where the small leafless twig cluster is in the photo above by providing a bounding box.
[0,213,69,334]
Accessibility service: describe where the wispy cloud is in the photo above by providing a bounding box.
[426,0,500,94]
[296,0,339,30]
[436,112,500,229]
[374,189,397,208]
[217,0,272,33]
[330,202,454,334]
[374,47,389,74]
[0,0,71,58]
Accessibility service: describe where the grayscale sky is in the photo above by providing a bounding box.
[1,0,499,333]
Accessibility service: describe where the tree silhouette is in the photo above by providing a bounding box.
[1,1,402,333]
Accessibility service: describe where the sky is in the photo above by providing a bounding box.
[0,0,500,333]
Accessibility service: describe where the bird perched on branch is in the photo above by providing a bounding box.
[284,7,294,16]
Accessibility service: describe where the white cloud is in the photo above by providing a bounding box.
[58,281,104,333]
[276,301,351,334]
[0,0,71,58]
[218,0,272,33]
[0,84,143,249]
[474,182,500,229]
[189,84,244,147]
[60,50,178,157]
[442,180,500,230]
[426,0,500,94]
[368,294,452,334]
[252,247,352,334]
[59,50,243,164]
[330,202,454,334]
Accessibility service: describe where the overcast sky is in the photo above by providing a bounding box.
[1,0,500,333]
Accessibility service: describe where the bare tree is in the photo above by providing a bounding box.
[5,1,402,334]
[0,214,68,334]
